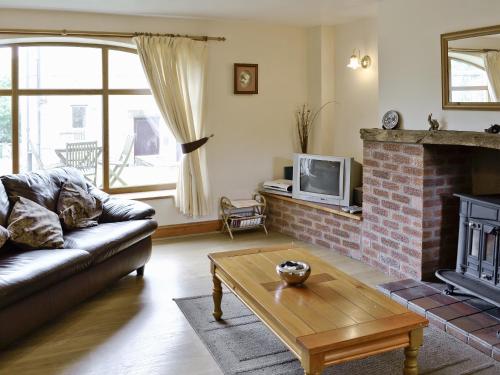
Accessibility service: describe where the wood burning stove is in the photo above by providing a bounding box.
[436,194,500,307]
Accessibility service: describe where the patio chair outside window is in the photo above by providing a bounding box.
[65,141,99,184]
[109,135,135,187]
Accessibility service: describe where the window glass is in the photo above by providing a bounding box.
[19,46,102,89]
[0,96,12,174]
[109,95,178,188]
[0,48,11,89]
[7,44,175,191]
[484,232,496,263]
[470,228,480,258]
[108,50,149,89]
[19,96,102,187]
[72,105,87,128]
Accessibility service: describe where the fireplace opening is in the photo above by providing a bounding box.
[431,147,500,307]
[423,146,500,275]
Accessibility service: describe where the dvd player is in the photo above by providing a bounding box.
[262,179,292,193]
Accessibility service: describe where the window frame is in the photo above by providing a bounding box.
[0,41,176,194]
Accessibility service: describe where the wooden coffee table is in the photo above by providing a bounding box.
[208,245,428,375]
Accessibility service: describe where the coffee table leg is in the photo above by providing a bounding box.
[212,275,223,321]
[404,328,423,375]
[302,353,323,375]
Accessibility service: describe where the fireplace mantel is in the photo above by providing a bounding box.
[360,129,500,151]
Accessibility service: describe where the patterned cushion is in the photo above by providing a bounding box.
[1,167,87,212]
[57,182,103,230]
[0,225,9,248]
[7,197,64,249]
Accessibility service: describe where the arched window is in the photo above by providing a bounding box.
[0,41,177,193]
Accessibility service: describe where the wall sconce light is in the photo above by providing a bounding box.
[347,49,371,70]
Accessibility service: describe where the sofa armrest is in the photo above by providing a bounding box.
[101,198,155,222]
[87,184,156,222]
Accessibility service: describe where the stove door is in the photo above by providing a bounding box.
[465,221,482,279]
[480,224,499,285]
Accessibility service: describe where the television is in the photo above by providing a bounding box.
[292,153,361,207]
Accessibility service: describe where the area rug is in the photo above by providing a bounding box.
[174,293,500,375]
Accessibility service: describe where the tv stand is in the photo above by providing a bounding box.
[261,192,363,260]
[260,192,362,221]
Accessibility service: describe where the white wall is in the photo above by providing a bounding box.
[307,26,336,156]
[333,18,378,163]
[0,9,308,225]
[379,0,500,130]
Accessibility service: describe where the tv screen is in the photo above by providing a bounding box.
[299,159,341,196]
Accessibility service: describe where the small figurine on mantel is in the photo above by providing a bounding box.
[485,124,500,134]
[427,113,440,131]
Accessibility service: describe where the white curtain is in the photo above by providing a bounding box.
[133,35,210,217]
[484,51,500,102]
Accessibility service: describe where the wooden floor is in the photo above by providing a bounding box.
[0,231,394,375]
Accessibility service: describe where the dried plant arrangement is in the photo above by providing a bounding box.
[295,102,333,153]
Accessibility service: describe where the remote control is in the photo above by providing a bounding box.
[348,205,362,214]
[342,205,362,214]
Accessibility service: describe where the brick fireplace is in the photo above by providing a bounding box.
[362,141,471,280]
[267,129,500,281]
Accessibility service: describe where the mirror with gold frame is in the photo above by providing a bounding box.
[442,25,500,110]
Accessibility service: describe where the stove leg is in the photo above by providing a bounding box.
[444,284,455,295]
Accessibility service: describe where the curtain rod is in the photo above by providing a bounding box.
[0,28,226,42]
[449,47,500,53]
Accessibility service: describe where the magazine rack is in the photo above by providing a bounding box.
[220,193,268,239]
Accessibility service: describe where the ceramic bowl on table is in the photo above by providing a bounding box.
[276,260,311,286]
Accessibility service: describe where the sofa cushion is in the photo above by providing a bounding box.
[8,197,64,250]
[0,248,92,309]
[1,167,88,212]
[63,220,157,264]
[57,182,103,230]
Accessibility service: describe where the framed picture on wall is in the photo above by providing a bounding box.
[234,63,258,94]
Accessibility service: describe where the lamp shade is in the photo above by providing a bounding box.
[347,54,361,70]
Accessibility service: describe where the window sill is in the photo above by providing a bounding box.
[110,189,175,201]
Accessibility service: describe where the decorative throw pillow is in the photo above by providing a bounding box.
[7,196,64,249]
[0,224,9,248]
[57,182,103,230]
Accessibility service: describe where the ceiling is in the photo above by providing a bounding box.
[0,0,380,26]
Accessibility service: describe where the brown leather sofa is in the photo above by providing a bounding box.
[0,167,158,348]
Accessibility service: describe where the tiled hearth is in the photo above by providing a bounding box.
[378,279,500,361]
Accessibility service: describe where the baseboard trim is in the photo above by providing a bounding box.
[153,220,222,239]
